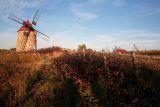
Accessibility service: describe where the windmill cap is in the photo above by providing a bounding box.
[18,26,35,32]
[26,19,32,26]
[18,19,33,32]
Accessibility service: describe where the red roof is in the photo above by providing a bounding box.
[17,19,33,32]
[26,19,32,27]
[18,26,30,32]
[115,49,127,53]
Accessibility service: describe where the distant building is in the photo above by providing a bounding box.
[114,48,128,54]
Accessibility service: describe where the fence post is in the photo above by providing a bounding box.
[131,51,136,72]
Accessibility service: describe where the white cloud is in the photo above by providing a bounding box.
[73,10,98,20]
[93,35,116,42]
[37,25,88,49]
[83,30,160,51]
[112,0,125,7]
[84,35,116,51]
[70,0,126,20]
[35,29,160,51]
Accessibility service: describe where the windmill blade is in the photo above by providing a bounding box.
[35,29,50,38]
[8,17,23,25]
[8,13,24,24]
[32,10,41,26]
[9,13,24,22]
[37,35,49,41]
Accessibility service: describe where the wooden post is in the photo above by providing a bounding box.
[35,36,37,51]
[131,51,136,72]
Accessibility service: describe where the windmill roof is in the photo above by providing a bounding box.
[18,26,29,32]
[18,26,34,32]
[115,49,127,53]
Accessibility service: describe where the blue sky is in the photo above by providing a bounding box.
[0,0,160,51]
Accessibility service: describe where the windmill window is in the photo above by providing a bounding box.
[23,31,29,36]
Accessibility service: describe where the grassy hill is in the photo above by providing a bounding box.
[0,47,160,107]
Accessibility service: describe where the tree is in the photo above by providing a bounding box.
[77,44,87,52]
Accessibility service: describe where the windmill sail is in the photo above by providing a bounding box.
[8,14,24,25]
[32,10,41,26]
[35,29,50,38]
[37,35,49,41]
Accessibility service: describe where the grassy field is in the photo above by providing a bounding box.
[0,47,160,107]
[136,50,160,56]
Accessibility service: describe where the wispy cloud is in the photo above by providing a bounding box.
[37,24,88,49]
[73,10,98,20]
[88,0,126,6]
[141,7,160,16]
[93,35,116,42]
[84,35,116,50]
[88,0,109,5]
[19,29,160,51]
[70,0,126,9]
[131,4,160,17]
[112,0,125,7]
[84,30,160,51]
[70,0,125,20]
[0,0,45,21]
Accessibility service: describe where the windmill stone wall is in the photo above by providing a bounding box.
[25,31,37,51]
[16,30,37,52]
[16,31,28,52]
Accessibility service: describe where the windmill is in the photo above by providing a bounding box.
[8,10,49,52]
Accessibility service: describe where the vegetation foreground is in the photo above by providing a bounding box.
[0,48,160,107]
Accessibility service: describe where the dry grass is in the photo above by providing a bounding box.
[0,48,160,107]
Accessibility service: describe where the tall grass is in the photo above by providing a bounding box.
[0,48,160,107]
